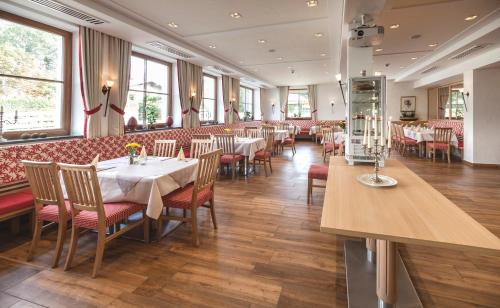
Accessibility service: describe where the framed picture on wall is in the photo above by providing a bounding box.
[400,96,416,112]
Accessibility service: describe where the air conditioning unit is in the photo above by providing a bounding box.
[349,25,384,47]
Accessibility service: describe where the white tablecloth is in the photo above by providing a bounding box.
[404,128,458,147]
[63,156,198,219]
[321,132,345,144]
[274,130,289,142]
[234,137,266,160]
[272,126,300,135]
[309,126,319,135]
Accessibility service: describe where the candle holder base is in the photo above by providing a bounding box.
[357,173,398,188]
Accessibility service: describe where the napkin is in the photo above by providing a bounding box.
[139,146,147,158]
[90,154,99,166]
[177,149,185,160]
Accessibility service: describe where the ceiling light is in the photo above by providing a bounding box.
[375,48,383,52]
[428,43,438,47]
[389,24,400,29]
[230,12,242,19]
[276,57,283,60]
[465,15,477,21]
[314,32,324,37]
[400,66,406,69]
[253,68,258,72]
[258,39,266,44]
[209,44,216,49]
[306,0,318,7]
[335,73,342,81]
[411,57,418,60]
[168,22,178,28]
[325,71,329,74]
[239,61,244,64]
[320,53,327,57]
[374,71,382,76]
[288,66,293,69]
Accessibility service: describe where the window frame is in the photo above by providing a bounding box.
[239,85,254,122]
[286,88,311,120]
[200,73,217,124]
[126,51,173,129]
[0,10,72,139]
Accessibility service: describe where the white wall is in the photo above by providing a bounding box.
[386,81,428,121]
[316,82,346,120]
[261,88,280,121]
[463,70,474,162]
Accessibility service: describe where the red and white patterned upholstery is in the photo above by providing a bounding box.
[72,202,145,229]
[263,120,343,135]
[427,120,464,137]
[220,154,245,164]
[403,137,418,145]
[0,189,34,216]
[254,150,271,159]
[308,164,329,180]
[38,201,72,222]
[162,183,213,209]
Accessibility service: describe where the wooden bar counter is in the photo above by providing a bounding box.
[320,157,500,307]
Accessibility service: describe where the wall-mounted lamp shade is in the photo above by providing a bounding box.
[106,80,114,87]
[191,92,197,98]
[335,73,342,81]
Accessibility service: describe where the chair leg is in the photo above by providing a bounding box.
[231,161,236,181]
[268,157,273,173]
[191,207,199,247]
[64,225,80,271]
[263,159,269,177]
[156,218,162,241]
[433,149,436,162]
[447,148,451,164]
[307,178,312,205]
[92,226,106,278]
[52,221,67,268]
[209,198,217,229]
[143,210,150,244]
[27,218,43,262]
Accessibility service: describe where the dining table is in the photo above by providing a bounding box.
[274,129,290,142]
[62,156,199,219]
[404,127,458,157]
[233,137,266,175]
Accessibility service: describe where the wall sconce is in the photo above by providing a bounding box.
[271,102,276,114]
[102,80,114,116]
[461,91,469,112]
[330,100,335,112]
[335,73,347,107]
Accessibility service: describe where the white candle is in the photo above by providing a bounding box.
[380,116,384,144]
[387,117,392,149]
[373,114,378,140]
[362,116,368,145]
[367,117,372,149]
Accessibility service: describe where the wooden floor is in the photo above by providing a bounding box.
[0,141,499,307]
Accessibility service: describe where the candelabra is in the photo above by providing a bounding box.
[358,138,397,187]
[0,108,18,142]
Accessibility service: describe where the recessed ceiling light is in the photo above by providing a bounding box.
[374,71,382,76]
[230,12,242,19]
[400,66,406,69]
[411,57,418,60]
[465,15,477,21]
[288,66,293,69]
[306,0,318,7]
[325,71,330,74]
[320,53,327,57]
[258,39,266,44]
[375,48,383,52]
[428,43,438,47]
[314,32,324,37]
[209,44,216,49]
[168,22,178,28]
[239,61,244,64]
[253,68,258,72]
[389,24,400,29]
[276,57,283,60]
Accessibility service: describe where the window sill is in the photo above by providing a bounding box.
[285,117,312,120]
[0,135,82,147]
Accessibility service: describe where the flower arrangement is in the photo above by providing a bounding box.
[224,128,232,134]
[125,143,141,164]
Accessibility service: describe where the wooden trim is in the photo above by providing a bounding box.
[0,206,34,222]
[463,160,500,168]
[0,10,72,140]
[202,74,218,123]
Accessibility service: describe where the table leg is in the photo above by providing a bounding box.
[366,238,376,263]
[376,240,397,308]
[244,157,248,176]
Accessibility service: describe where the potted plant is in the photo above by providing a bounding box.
[139,96,161,130]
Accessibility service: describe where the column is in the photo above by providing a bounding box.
[376,239,397,307]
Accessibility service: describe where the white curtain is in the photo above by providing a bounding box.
[79,27,102,138]
[191,65,203,128]
[231,78,240,124]
[107,37,132,136]
[177,59,191,128]
[308,84,318,120]
[279,86,289,121]
[222,75,231,124]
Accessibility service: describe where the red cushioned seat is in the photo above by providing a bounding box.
[403,137,418,145]
[325,142,340,151]
[426,142,449,150]
[220,154,244,164]
[72,202,145,229]
[458,140,464,149]
[38,201,72,222]
[162,183,213,209]
[282,137,294,144]
[254,150,272,159]
[308,164,329,180]
[0,189,34,216]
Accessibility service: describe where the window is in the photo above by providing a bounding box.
[239,86,254,121]
[124,53,171,128]
[287,89,311,119]
[0,11,72,139]
[200,74,217,123]
[439,83,464,120]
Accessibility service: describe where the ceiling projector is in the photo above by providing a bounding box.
[349,25,384,47]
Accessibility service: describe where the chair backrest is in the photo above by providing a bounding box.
[264,133,274,152]
[246,128,261,139]
[323,130,335,145]
[279,123,290,130]
[395,124,403,140]
[233,128,246,138]
[193,149,222,196]
[244,126,258,133]
[190,139,214,159]
[58,163,104,217]
[261,126,275,140]
[192,134,211,140]
[154,140,176,157]
[434,127,453,144]
[214,134,236,155]
[22,161,66,214]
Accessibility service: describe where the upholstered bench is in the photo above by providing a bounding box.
[0,188,34,234]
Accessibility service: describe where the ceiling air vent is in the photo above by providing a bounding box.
[449,44,490,60]
[208,65,233,75]
[29,0,107,25]
[147,41,193,59]
[421,66,439,74]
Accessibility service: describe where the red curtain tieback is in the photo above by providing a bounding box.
[311,109,318,113]
[110,104,125,115]
[224,108,229,112]
[182,109,190,115]
[84,104,102,116]
[191,107,199,113]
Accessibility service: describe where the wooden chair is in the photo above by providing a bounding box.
[278,122,290,131]
[261,126,279,155]
[307,164,328,205]
[233,128,246,138]
[253,135,274,177]
[322,128,339,161]
[281,130,296,155]
[214,134,244,180]
[427,127,453,163]
[244,126,258,135]
[23,161,71,268]
[59,163,149,278]
[397,125,417,156]
[159,149,222,246]
[154,140,176,157]
[192,134,211,140]
[190,139,213,159]
[316,126,331,143]
[391,123,400,152]
[246,128,261,139]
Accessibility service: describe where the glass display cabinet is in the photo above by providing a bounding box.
[345,76,386,165]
